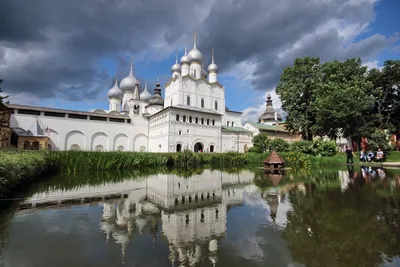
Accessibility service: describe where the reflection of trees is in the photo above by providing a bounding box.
[283,184,400,267]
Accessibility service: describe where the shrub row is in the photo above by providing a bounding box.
[250,138,337,157]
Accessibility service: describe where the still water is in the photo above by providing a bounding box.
[1,166,400,267]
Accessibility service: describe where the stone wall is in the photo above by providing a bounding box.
[0,103,12,149]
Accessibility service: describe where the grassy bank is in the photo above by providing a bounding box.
[2,150,400,195]
[0,151,56,195]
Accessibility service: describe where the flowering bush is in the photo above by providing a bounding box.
[282,151,311,169]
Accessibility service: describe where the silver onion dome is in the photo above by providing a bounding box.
[188,47,203,63]
[140,82,152,101]
[108,79,123,99]
[188,31,203,63]
[120,63,138,92]
[208,48,219,73]
[171,55,181,72]
[180,54,190,64]
[208,62,219,73]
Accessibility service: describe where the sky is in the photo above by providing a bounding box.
[1,0,399,123]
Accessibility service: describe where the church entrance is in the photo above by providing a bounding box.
[176,143,182,152]
[194,142,203,153]
[210,145,214,153]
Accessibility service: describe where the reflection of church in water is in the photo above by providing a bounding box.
[98,170,258,265]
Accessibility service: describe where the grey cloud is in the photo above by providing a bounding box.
[0,0,397,102]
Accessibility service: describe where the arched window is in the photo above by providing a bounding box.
[227,121,230,126]
[193,69,197,78]
[187,95,191,106]
[189,116,192,123]
[201,118,204,124]
[176,114,180,121]
[215,101,218,110]
[195,117,198,123]
[179,130,182,136]
[207,119,210,125]
[183,115,186,122]
[212,120,215,126]
[231,121,235,127]
[201,98,205,108]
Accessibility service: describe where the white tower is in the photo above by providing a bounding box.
[208,48,219,83]
[188,31,203,79]
[107,78,123,112]
[180,42,190,76]
[171,54,181,78]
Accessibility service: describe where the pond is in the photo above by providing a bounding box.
[0,166,400,267]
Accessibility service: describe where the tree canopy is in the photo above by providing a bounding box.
[276,58,400,142]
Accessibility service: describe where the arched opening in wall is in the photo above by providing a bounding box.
[117,145,124,151]
[201,118,204,124]
[176,143,182,152]
[23,141,31,150]
[227,121,230,126]
[183,115,186,122]
[95,145,103,152]
[210,145,215,153]
[176,114,180,121]
[70,144,80,151]
[31,141,40,150]
[187,95,191,106]
[189,116,192,123]
[231,122,235,127]
[194,142,203,153]
[178,130,182,136]
[201,98,204,108]
[212,120,215,126]
[140,146,146,152]
[195,117,198,123]
[215,101,218,110]
[207,119,210,125]
[47,144,52,151]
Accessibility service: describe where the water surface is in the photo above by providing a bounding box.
[1,166,400,267]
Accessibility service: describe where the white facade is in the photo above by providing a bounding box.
[8,33,252,152]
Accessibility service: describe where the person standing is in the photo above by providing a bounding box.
[396,130,400,151]
[345,146,356,164]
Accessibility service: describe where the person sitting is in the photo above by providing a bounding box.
[360,150,367,162]
[367,151,375,162]
[376,148,384,162]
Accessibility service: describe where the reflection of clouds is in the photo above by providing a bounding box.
[235,235,265,261]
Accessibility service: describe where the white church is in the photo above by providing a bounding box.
[8,33,254,153]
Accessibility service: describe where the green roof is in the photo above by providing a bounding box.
[221,126,252,133]
[247,122,289,133]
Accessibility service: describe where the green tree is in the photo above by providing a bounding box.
[0,79,9,104]
[314,58,375,142]
[252,133,269,152]
[276,57,322,141]
[368,60,400,130]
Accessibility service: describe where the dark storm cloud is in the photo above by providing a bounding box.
[0,0,397,101]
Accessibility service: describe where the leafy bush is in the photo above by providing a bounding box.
[291,140,313,154]
[268,138,290,152]
[311,139,337,156]
[252,133,269,152]
[368,130,392,151]
[248,146,262,153]
[282,151,310,169]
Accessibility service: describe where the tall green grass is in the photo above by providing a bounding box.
[47,151,171,172]
[0,150,56,195]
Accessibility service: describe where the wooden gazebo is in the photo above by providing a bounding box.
[264,151,285,169]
